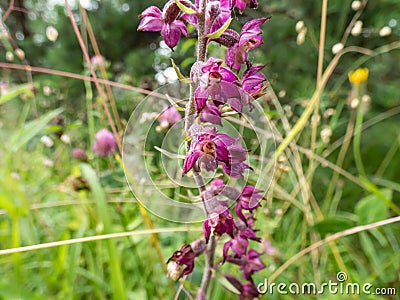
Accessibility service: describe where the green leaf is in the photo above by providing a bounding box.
[175,0,197,14]
[355,189,391,225]
[9,108,63,152]
[170,58,190,83]
[0,84,33,105]
[313,217,355,237]
[206,17,232,39]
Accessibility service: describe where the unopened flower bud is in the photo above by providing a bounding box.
[296,30,307,45]
[320,127,332,144]
[43,86,51,96]
[15,48,25,60]
[162,0,180,24]
[6,51,14,61]
[43,158,54,167]
[379,26,391,37]
[362,94,370,104]
[190,239,206,256]
[46,26,59,42]
[350,97,360,109]
[351,1,362,11]
[60,134,71,144]
[351,21,363,36]
[295,20,305,33]
[332,43,344,54]
[213,29,240,48]
[41,135,54,147]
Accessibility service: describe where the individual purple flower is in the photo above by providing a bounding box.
[158,104,181,127]
[203,205,235,243]
[72,148,88,161]
[236,186,264,223]
[223,228,261,259]
[224,274,261,300]
[138,0,189,49]
[166,244,196,280]
[194,58,241,124]
[182,127,249,178]
[226,18,270,71]
[241,63,268,100]
[231,0,258,13]
[240,249,265,280]
[181,0,231,35]
[93,129,116,157]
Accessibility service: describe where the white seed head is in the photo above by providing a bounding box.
[350,98,360,109]
[323,108,336,119]
[332,43,344,54]
[275,208,283,216]
[60,134,71,144]
[278,90,287,98]
[351,1,362,11]
[40,135,54,147]
[351,21,363,36]
[295,20,305,33]
[46,26,59,42]
[320,127,332,144]
[296,31,306,45]
[43,158,54,167]
[362,94,371,104]
[379,26,392,37]
[43,86,51,96]
[6,51,14,61]
[15,48,25,60]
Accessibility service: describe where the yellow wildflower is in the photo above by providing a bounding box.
[348,68,369,85]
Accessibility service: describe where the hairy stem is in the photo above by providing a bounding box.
[182,0,216,297]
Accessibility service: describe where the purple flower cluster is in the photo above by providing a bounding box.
[138,1,272,299]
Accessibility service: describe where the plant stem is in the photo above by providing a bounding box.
[353,99,366,178]
[183,0,217,297]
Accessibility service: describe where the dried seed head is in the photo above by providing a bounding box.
[332,43,344,54]
[15,48,25,60]
[351,20,363,36]
[379,26,392,37]
[46,26,59,42]
[351,1,362,11]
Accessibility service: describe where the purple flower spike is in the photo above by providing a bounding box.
[203,205,235,243]
[138,0,189,49]
[93,129,116,157]
[158,104,181,126]
[183,127,249,178]
[226,17,270,71]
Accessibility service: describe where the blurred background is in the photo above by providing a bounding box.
[0,0,399,299]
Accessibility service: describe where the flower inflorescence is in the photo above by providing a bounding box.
[138,1,271,298]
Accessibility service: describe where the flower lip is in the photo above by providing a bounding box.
[202,141,217,155]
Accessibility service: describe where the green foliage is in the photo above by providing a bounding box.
[1,0,400,299]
